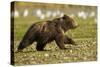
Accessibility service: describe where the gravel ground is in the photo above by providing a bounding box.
[13,38,97,65]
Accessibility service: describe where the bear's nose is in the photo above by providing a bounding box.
[75,22,78,28]
[72,21,78,29]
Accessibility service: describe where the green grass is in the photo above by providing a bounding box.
[13,16,97,65]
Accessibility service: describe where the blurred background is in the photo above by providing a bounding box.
[11,2,97,20]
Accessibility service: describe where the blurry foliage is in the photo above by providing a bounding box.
[14,1,97,14]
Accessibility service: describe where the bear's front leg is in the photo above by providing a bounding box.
[55,34,66,49]
[64,35,77,45]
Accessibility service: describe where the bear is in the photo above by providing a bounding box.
[17,15,78,51]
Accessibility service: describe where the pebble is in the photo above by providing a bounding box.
[63,57,69,60]
[44,54,49,57]
[69,50,73,53]
[83,57,87,60]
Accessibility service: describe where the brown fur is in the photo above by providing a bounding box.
[18,15,78,51]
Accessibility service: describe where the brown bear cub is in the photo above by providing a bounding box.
[18,15,78,51]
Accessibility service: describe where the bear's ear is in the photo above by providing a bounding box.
[62,15,69,19]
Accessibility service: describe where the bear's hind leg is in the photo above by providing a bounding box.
[18,39,34,52]
[36,43,46,51]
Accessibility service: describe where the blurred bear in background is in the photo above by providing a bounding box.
[18,15,78,51]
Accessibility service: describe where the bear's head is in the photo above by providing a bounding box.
[60,15,78,32]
